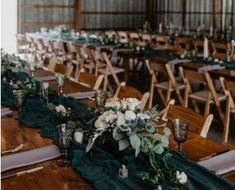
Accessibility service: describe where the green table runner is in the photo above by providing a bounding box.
[2,70,235,190]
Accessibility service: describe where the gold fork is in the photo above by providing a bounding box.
[1,143,25,154]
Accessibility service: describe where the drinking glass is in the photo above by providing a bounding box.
[56,74,65,95]
[13,90,26,112]
[41,82,49,105]
[95,90,107,109]
[172,119,189,153]
[57,123,75,167]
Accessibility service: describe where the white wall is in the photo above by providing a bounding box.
[1,0,18,54]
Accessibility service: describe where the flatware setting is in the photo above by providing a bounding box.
[1,143,25,154]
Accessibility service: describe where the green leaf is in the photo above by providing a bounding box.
[163,127,171,137]
[135,146,140,157]
[145,124,155,133]
[119,139,130,151]
[113,129,125,140]
[152,134,162,141]
[129,135,141,150]
[161,135,169,147]
[153,145,164,154]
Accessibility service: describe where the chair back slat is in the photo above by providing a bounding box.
[182,68,206,83]
[166,104,212,137]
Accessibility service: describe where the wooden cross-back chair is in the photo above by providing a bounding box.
[179,67,226,119]
[42,39,54,59]
[25,36,36,56]
[66,42,83,75]
[141,34,152,44]
[52,40,67,62]
[33,38,46,63]
[219,77,235,142]
[129,32,140,43]
[118,31,129,44]
[100,52,125,90]
[211,41,229,60]
[155,35,170,49]
[175,37,191,55]
[161,99,213,138]
[145,59,185,108]
[114,82,150,109]
[84,45,97,73]
[192,39,204,55]
[16,34,28,54]
[74,69,104,91]
[165,64,186,105]
[48,58,73,78]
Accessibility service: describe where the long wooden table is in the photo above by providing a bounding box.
[2,68,235,189]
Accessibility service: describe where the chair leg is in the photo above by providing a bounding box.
[103,75,108,91]
[204,102,211,117]
[223,97,231,143]
[166,89,171,105]
[157,89,166,106]
[148,82,154,109]
[192,100,200,114]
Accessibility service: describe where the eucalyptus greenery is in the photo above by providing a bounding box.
[85,98,170,157]
[85,98,187,187]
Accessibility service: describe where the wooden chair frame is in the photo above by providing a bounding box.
[162,99,213,138]
[114,82,150,109]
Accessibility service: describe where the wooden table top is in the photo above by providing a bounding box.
[177,62,235,81]
[35,69,92,95]
[1,68,235,189]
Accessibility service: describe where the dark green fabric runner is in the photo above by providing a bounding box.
[2,70,235,190]
[18,96,235,190]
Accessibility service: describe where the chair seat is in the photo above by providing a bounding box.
[231,108,235,114]
[98,66,125,75]
[84,64,95,69]
[189,90,226,103]
[155,81,173,91]
[18,45,29,50]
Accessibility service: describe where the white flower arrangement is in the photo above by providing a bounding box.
[86,98,171,157]
[55,104,71,119]
[176,171,188,184]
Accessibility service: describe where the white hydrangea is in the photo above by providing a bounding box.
[55,105,67,117]
[137,113,150,120]
[105,101,121,110]
[103,110,117,124]
[116,111,125,127]
[124,110,136,121]
[94,110,117,130]
[120,98,140,111]
[176,171,187,184]
[94,118,107,131]
[120,99,128,110]
[42,82,49,89]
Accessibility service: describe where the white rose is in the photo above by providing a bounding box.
[137,113,150,120]
[120,99,128,110]
[116,111,125,127]
[55,105,67,116]
[94,118,107,130]
[176,171,187,184]
[124,110,136,121]
[105,101,121,110]
[104,110,117,124]
[42,82,49,89]
[126,98,140,111]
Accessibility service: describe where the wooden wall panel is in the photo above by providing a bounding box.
[19,0,75,33]
[80,0,146,31]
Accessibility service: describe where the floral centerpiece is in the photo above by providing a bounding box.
[84,98,187,188]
